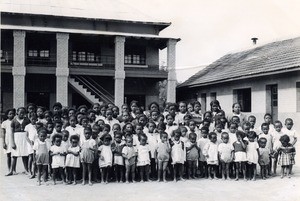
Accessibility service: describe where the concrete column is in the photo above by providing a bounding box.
[167,39,177,103]
[12,30,26,108]
[56,33,69,106]
[114,36,126,108]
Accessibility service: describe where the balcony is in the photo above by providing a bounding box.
[26,50,56,67]
[69,53,115,69]
[1,50,13,66]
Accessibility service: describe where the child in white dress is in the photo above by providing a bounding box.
[246,131,259,180]
[203,132,219,180]
[218,132,234,180]
[145,122,159,180]
[50,134,66,185]
[156,132,171,182]
[122,136,138,183]
[137,134,151,182]
[98,134,113,184]
[171,129,185,182]
[65,135,80,185]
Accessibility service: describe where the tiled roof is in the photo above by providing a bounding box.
[179,37,300,88]
[0,0,170,25]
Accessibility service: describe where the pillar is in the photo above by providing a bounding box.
[56,33,69,106]
[12,30,26,108]
[114,36,126,108]
[167,39,177,103]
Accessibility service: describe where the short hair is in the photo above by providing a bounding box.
[221,132,229,138]
[84,127,92,134]
[160,132,168,139]
[189,132,197,139]
[242,121,251,128]
[258,137,267,144]
[70,135,79,142]
[208,132,217,139]
[101,133,112,142]
[248,115,256,120]
[180,126,188,132]
[247,131,257,139]
[157,122,166,131]
[114,131,123,138]
[274,120,282,126]
[62,130,69,136]
[52,133,62,143]
[261,123,269,129]
[174,129,181,137]
[279,134,290,143]
[200,126,209,133]
[236,130,245,138]
[148,102,159,111]
[38,127,47,135]
[285,118,293,123]
[138,133,148,141]
[103,124,111,132]
[53,102,62,109]
[264,113,272,119]
[125,135,133,142]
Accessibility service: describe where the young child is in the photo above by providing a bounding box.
[277,135,296,178]
[80,127,97,185]
[1,109,16,175]
[180,126,189,144]
[175,101,187,126]
[65,135,80,185]
[156,132,171,182]
[65,116,80,139]
[261,113,275,133]
[271,120,285,175]
[137,134,151,182]
[258,123,272,175]
[145,122,159,180]
[25,113,38,178]
[98,134,113,184]
[246,131,259,181]
[203,132,219,180]
[111,131,125,183]
[50,134,66,185]
[33,128,50,186]
[165,114,177,139]
[191,101,203,124]
[233,131,247,180]
[197,126,210,178]
[218,132,234,180]
[122,136,138,183]
[171,129,185,182]
[228,122,238,145]
[185,132,200,179]
[258,137,270,180]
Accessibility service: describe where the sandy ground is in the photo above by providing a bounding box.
[0,142,299,201]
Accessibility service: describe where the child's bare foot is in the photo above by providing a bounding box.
[235,177,239,181]
[214,177,219,180]
[53,181,56,185]
[37,181,41,186]
[141,180,144,183]
[133,180,136,183]
[5,172,13,176]
[209,177,213,180]
[43,182,48,186]
[163,179,167,183]
[173,179,177,182]
[29,175,35,179]
[105,181,108,184]
[157,179,160,182]
[126,181,129,184]
[251,178,256,181]
[179,177,185,182]
[280,175,284,179]
[82,181,86,185]
[222,177,225,180]
[73,181,77,185]
[287,175,291,178]
[89,181,93,186]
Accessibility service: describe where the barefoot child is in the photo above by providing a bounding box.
[171,129,185,182]
[137,134,151,182]
[145,122,159,180]
[203,132,219,180]
[197,126,210,178]
[122,136,137,183]
[65,135,80,185]
[98,134,113,184]
[111,131,125,182]
[218,132,234,180]
[246,131,259,180]
[50,134,66,185]
[233,131,247,180]
[277,135,296,178]
[258,137,270,180]
[156,132,171,182]
[186,132,200,179]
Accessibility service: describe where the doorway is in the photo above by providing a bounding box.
[27,92,50,109]
[266,84,278,121]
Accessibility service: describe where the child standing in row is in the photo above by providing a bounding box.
[156,132,171,182]
[233,131,247,181]
[203,132,219,180]
[185,133,200,179]
[122,136,137,183]
[50,134,66,185]
[171,130,185,182]
[258,137,270,180]
[277,135,296,178]
[218,132,234,180]
[137,134,151,182]
[65,135,80,185]
[112,132,125,183]
[98,134,113,184]
[246,131,259,181]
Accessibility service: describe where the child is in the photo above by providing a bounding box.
[36,106,46,125]
[33,128,50,185]
[203,132,219,180]
[218,132,234,180]
[248,115,260,134]
[180,126,189,144]
[1,109,16,175]
[145,122,159,180]
[171,129,185,182]
[233,131,247,180]
[214,122,224,144]
[122,136,138,183]
[186,132,200,179]
[228,122,238,145]
[210,100,225,123]
[191,101,203,124]
[197,126,209,178]
[258,137,270,180]
[137,134,151,182]
[261,113,275,133]
[80,127,97,185]
[65,135,80,185]
[271,120,285,175]
[25,113,38,178]
[91,125,101,182]
[8,107,31,176]
[165,115,177,139]
[104,109,120,136]
[175,101,187,126]
[246,131,259,181]
[50,134,66,185]
[277,135,296,178]
[156,132,171,182]
[227,103,247,126]
[65,116,80,139]
[111,132,125,183]
[98,134,113,184]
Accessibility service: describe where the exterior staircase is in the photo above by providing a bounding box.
[68,75,114,104]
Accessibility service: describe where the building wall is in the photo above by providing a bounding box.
[180,71,300,131]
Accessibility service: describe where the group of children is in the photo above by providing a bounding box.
[1,100,297,186]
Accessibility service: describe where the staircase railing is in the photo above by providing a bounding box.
[73,75,114,104]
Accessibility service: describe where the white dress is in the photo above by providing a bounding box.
[24,124,38,154]
[98,145,113,168]
[137,145,151,166]
[1,119,12,154]
[50,145,66,168]
[218,143,234,163]
[146,132,159,159]
[203,142,219,165]
[65,146,80,168]
[171,141,185,165]
[246,141,259,164]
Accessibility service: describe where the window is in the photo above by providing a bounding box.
[40,50,49,57]
[125,45,146,65]
[297,82,300,112]
[210,92,216,101]
[87,52,95,62]
[124,55,132,64]
[28,50,38,57]
[72,51,77,61]
[78,52,86,61]
[233,88,251,112]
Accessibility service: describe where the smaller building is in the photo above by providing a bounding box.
[178,37,300,131]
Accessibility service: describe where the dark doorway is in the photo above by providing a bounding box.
[125,95,146,109]
[71,93,92,109]
[266,85,278,121]
[27,92,50,109]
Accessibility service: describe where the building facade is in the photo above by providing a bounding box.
[1,1,179,111]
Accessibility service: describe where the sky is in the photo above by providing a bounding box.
[120,0,300,82]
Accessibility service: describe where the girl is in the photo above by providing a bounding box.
[228,122,238,145]
[171,129,185,182]
[137,134,151,182]
[156,132,171,182]
[165,114,177,139]
[145,122,159,180]
[203,132,219,180]
[1,108,15,175]
[259,123,272,175]
[8,107,31,176]
[191,101,203,124]
[272,120,285,175]
[258,137,270,180]
[50,134,66,185]
[261,113,275,133]
[65,116,80,139]
[233,131,247,180]
[175,101,187,126]
[246,131,259,181]
[227,103,247,126]
[33,128,50,186]
[98,134,113,184]
[25,113,38,178]
[122,136,137,183]
[111,132,125,183]
[129,100,139,119]
[218,132,234,180]
[80,127,97,185]
[144,102,160,119]
[197,127,209,178]
[186,132,200,179]
[277,135,296,178]
[65,135,80,185]
[36,106,46,125]
[187,102,194,113]
[209,100,225,123]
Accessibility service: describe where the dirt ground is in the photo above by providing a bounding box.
[1,143,299,201]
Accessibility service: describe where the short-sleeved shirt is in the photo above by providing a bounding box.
[11,117,30,132]
[33,139,51,154]
[122,146,137,166]
[24,124,38,142]
[218,143,234,163]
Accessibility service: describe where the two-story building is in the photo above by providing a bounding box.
[1,0,179,111]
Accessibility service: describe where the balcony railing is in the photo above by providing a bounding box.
[69,55,115,68]
[1,51,13,65]
[26,54,56,67]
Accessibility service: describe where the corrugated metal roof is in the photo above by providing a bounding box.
[0,0,170,25]
[179,37,300,88]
